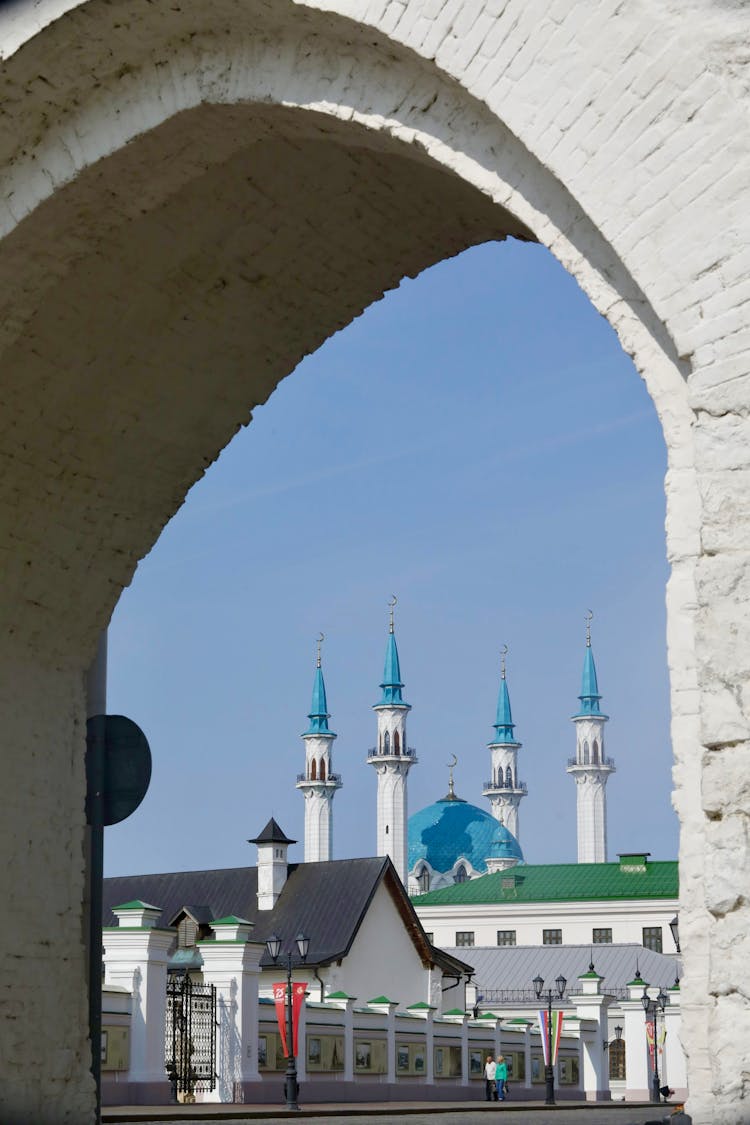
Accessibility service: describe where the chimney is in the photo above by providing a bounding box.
[249,818,296,910]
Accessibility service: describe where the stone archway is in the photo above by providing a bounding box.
[0,2,748,1122]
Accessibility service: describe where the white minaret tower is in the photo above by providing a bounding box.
[566,612,616,863]
[366,597,417,883]
[296,634,342,862]
[483,646,527,841]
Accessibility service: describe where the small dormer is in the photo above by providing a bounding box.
[167,905,214,972]
[249,817,296,910]
[168,905,214,949]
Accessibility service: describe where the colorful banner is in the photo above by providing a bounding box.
[273,981,309,1057]
[538,1009,564,1066]
[645,1019,655,1064]
[291,981,307,1057]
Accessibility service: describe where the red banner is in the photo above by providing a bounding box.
[273,981,308,1057]
[273,982,289,1056]
[645,1019,655,1064]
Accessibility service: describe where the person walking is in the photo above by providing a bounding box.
[484,1054,496,1101]
[495,1055,508,1101]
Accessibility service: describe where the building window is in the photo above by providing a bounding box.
[394,731,401,755]
[455,931,475,947]
[543,929,562,945]
[505,765,513,787]
[417,867,431,894]
[454,864,468,884]
[643,926,663,953]
[497,930,516,946]
[384,731,390,753]
[593,928,612,944]
[583,740,590,764]
[609,1038,626,1081]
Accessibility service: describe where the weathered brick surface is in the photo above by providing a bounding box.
[0,1,748,1121]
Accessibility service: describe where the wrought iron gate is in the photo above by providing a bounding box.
[165,974,217,1098]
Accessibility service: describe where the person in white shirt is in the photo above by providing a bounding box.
[484,1055,497,1101]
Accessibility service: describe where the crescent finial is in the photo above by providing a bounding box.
[316,632,325,667]
[585,609,593,647]
[500,644,508,679]
[388,595,397,633]
[446,753,458,797]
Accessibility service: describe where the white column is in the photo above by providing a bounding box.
[523,1024,532,1091]
[325,993,357,1083]
[368,998,398,1084]
[620,979,651,1101]
[406,1003,435,1084]
[103,902,174,1090]
[663,987,687,1097]
[570,970,612,1101]
[197,919,264,1103]
[458,1015,469,1087]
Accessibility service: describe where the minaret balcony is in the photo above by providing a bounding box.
[482,779,528,795]
[296,772,342,786]
[366,746,417,763]
[566,756,616,771]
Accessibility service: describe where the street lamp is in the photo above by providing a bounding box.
[641,987,668,1103]
[533,972,567,1106]
[603,1023,623,1051]
[266,931,310,1111]
[669,915,680,953]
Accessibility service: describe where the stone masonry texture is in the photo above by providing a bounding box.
[0,1,749,1121]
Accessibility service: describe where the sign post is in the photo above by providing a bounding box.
[86,715,151,1123]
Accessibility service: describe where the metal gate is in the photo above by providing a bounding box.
[165,974,217,1098]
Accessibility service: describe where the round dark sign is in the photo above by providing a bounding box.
[87,714,152,826]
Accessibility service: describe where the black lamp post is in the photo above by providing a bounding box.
[266,931,310,1111]
[641,987,668,1103]
[533,972,566,1106]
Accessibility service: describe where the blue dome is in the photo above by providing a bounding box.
[408,797,523,875]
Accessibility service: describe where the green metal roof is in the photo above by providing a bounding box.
[411,860,678,905]
[112,899,161,911]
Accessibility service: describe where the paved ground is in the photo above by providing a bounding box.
[103,1101,680,1125]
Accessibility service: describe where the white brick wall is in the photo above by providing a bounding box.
[0,1,748,1119]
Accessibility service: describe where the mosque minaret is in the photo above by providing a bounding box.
[566,613,615,863]
[366,597,417,883]
[482,646,527,841]
[296,634,342,862]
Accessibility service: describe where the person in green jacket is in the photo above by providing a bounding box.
[495,1055,508,1101]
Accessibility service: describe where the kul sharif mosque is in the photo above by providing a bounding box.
[296,602,615,893]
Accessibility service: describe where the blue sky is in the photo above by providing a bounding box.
[105,238,677,878]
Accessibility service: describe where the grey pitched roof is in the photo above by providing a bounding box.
[441,943,680,999]
[104,855,443,971]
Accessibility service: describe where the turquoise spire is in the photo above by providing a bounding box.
[492,646,517,743]
[304,635,334,735]
[377,597,409,707]
[576,612,603,716]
